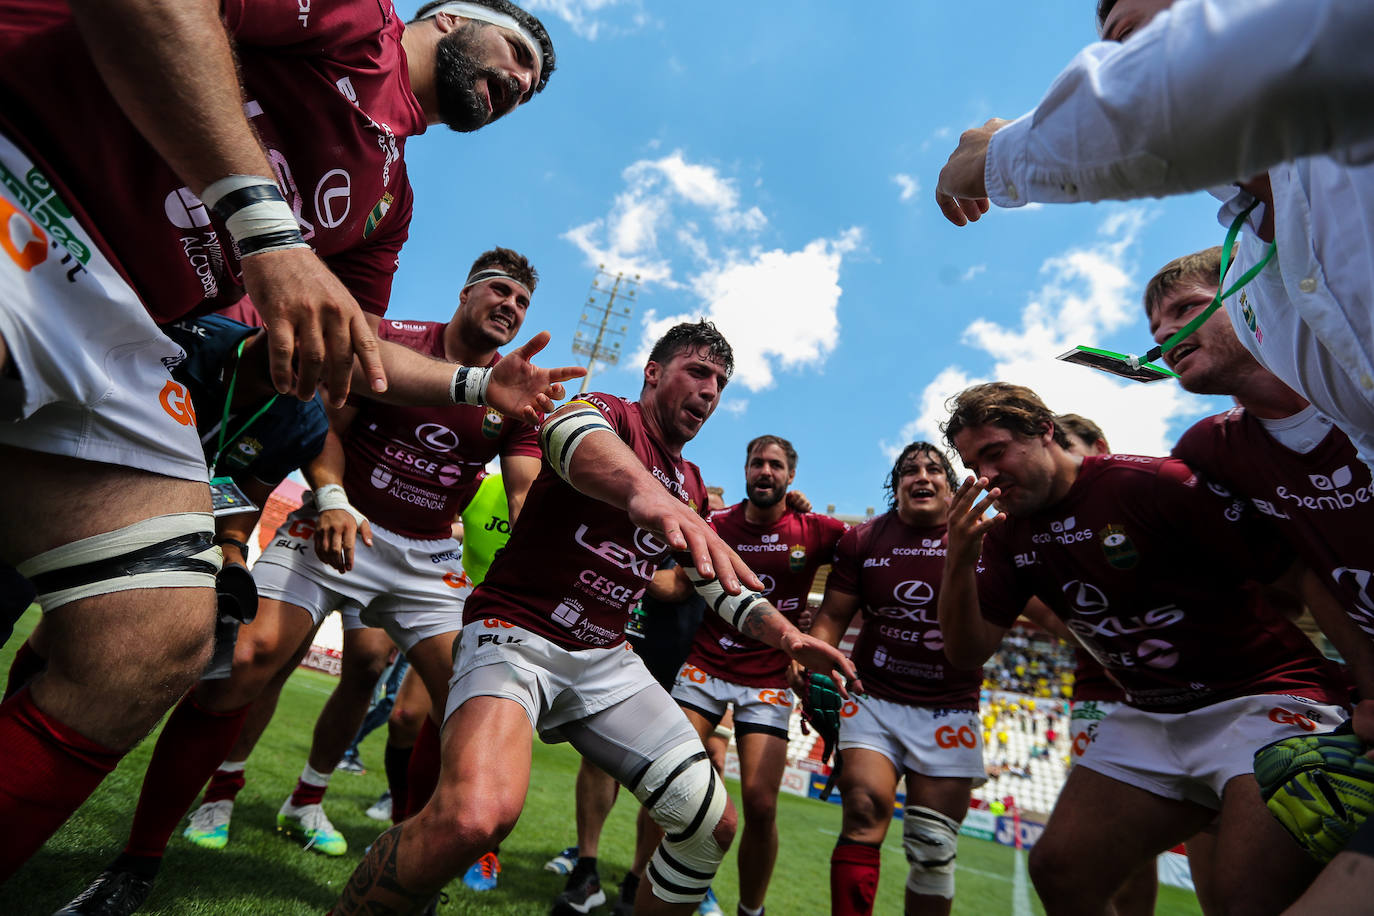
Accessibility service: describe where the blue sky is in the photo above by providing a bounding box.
[389,0,1236,515]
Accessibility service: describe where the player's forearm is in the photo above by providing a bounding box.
[562,429,659,513]
[214,508,262,566]
[304,429,347,490]
[67,0,273,195]
[1302,570,1374,702]
[938,566,1002,668]
[808,594,858,648]
[986,0,1374,207]
[358,340,463,406]
[733,600,801,652]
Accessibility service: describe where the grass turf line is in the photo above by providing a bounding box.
[0,608,1200,914]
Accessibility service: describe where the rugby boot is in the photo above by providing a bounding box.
[53,868,154,916]
[463,851,501,891]
[182,799,233,850]
[276,799,347,856]
[544,845,579,874]
[552,865,606,914]
[698,887,724,916]
[364,790,392,821]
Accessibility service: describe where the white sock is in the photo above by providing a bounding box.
[739,906,764,916]
[217,759,247,774]
[300,763,333,787]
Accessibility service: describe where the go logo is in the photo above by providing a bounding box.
[158,380,197,427]
[681,664,707,684]
[482,618,515,628]
[443,571,472,589]
[840,701,859,718]
[1268,707,1317,732]
[287,518,318,539]
[756,689,792,707]
[1072,731,1092,758]
[935,725,978,749]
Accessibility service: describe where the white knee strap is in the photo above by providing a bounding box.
[903,805,960,899]
[17,512,219,611]
[632,740,728,905]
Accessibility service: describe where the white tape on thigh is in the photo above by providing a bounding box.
[633,740,728,904]
[903,805,960,898]
[17,512,220,611]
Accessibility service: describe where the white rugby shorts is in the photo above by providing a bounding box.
[838,694,987,784]
[251,505,469,652]
[1077,693,1349,809]
[1068,698,1124,765]
[0,132,204,481]
[669,662,794,736]
[447,620,666,739]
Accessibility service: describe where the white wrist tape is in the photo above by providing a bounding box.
[449,365,492,406]
[540,401,613,482]
[313,484,366,527]
[684,565,766,632]
[201,175,308,258]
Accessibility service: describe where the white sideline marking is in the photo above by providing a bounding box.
[1012,848,1033,916]
[811,829,1014,884]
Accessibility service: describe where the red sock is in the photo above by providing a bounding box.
[0,687,123,881]
[830,840,881,916]
[202,764,248,804]
[5,640,47,699]
[122,693,249,858]
[399,716,441,821]
[289,765,330,808]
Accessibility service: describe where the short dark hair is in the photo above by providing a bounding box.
[412,0,556,95]
[942,382,1068,451]
[1142,246,1222,322]
[886,441,958,509]
[1095,0,1119,36]
[468,246,538,293]
[646,320,734,380]
[1054,413,1106,450]
[746,435,797,471]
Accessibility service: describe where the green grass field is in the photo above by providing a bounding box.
[0,608,1203,915]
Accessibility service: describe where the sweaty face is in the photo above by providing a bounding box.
[1147,280,1256,396]
[894,451,951,526]
[953,425,1056,516]
[1101,0,1174,42]
[745,443,795,510]
[456,276,529,349]
[435,21,540,132]
[646,347,729,447]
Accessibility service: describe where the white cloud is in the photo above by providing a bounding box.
[565,150,862,396]
[640,228,863,392]
[961,264,987,282]
[522,0,646,40]
[896,208,1207,465]
[893,173,920,202]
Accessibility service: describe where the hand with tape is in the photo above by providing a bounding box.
[312,484,372,573]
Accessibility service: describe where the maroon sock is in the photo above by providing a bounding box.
[384,741,413,825]
[830,840,881,916]
[122,693,249,858]
[5,640,47,700]
[0,687,123,881]
[289,773,329,808]
[400,716,441,821]
[202,764,248,805]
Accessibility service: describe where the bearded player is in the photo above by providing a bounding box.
[665,434,847,916]
[939,382,1352,914]
[807,442,985,916]
[332,321,861,916]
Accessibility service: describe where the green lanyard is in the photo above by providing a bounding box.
[209,338,278,479]
[1136,200,1277,367]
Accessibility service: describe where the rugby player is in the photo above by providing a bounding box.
[0,0,572,883]
[667,434,847,916]
[938,382,1352,914]
[57,248,549,913]
[807,442,984,916]
[331,321,861,916]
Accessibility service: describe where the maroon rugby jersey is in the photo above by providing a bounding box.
[0,0,421,320]
[465,393,708,651]
[1071,651,1126,703]
[341,320,539,539]
[685,502,847,688]
[977,455,1345,713]
[1174,408,1374,636]
[826,514,982,709]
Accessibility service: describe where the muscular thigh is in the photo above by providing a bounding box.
[562,684,702,789]
[838,748,899,843]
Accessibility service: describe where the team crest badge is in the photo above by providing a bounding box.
[481,408,504,438]
[789,544,807,572]
[225,436,263,469]
[362,192,394,238]
[1100,524,1138,570]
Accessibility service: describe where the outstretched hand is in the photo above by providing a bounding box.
[242,248,387,408]
[487,331,587,424]
[935,118,1009,227]
[946,475,1005,568]
[782,634,863,700]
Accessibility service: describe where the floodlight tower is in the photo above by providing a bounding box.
[572,265,638,393]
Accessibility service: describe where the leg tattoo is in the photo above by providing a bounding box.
[334,824,434,915]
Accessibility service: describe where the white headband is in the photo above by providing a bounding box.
[462,268,532,299]
[425,2,542,79]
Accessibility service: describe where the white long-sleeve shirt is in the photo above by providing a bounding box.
[983,0,1374,468]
